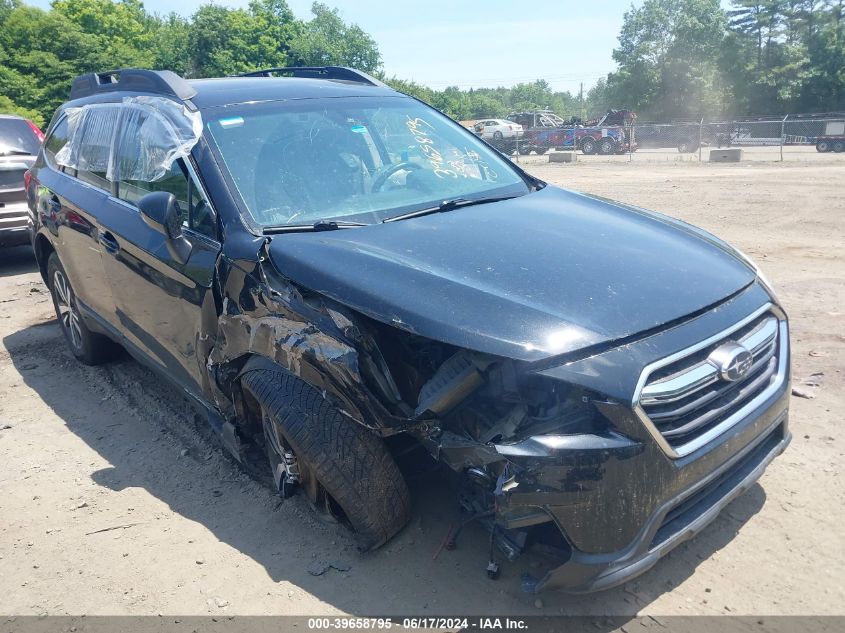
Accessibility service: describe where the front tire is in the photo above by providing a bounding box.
[241,368,411,550]
[581,138,597,155]
[47,253,118,365]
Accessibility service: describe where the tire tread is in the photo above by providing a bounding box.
[242,369,411,550]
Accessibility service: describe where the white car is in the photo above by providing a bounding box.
[473,119,523,141]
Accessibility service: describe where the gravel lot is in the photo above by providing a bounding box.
[1,153,843,617]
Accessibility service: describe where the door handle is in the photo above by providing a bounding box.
[99,231,120,254]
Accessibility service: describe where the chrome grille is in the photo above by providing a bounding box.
[637,308,785,457]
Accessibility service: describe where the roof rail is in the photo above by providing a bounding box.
[239,66,387,88]
[69,69,197,101]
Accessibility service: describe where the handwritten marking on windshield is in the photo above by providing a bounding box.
[405,116,457,179]
[450,148,499,182]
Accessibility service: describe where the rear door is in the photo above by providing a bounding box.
[33,115,118,325]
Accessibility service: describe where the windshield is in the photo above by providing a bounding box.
[0,118,41,156]
[205,96,530,227]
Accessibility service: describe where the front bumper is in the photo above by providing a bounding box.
[531,414,789,593]
[494,284,791,593]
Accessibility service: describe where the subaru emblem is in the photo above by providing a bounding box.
[708,342,753,382]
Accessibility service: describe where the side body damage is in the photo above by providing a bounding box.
[205,236,585,573]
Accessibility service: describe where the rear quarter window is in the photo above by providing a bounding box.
[43,118,70,167]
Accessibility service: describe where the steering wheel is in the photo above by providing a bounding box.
[371,161,424,192]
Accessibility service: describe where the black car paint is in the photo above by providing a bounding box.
[266,185,757,362]
[32,166,118,322]
[27,77,791,593]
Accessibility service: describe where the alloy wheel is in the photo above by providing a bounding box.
[261,407,302,499]
[259,404,343,521]
[53,269,82,351]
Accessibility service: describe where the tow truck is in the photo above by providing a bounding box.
[506,109,637,155]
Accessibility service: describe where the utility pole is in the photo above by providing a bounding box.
[579,82,584,121]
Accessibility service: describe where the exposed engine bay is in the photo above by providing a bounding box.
[308,302,598,576]
[367,324,595,577]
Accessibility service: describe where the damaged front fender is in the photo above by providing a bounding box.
[206,241,421,453]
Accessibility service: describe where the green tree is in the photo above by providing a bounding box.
[721,0,844,113]
[188,5,267,77]
[0,0,387,122]
[602,0,727,119]
[0,95,43,126]
[0,4,134,122]
[186,0,305,77]
[383,76,435,102]
[248,0,302,70]
[288,2,381,72]
[53,0,154,66]
[149,13,192,77]
[803,0,845,109]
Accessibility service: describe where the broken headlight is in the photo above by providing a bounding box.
[436,360,607,447]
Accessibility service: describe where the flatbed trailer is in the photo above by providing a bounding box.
[814,135,845,152]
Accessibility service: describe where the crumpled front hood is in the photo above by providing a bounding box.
[267,186,756,362]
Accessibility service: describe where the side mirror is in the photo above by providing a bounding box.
[138,191,182,239]
[137,191,192,264]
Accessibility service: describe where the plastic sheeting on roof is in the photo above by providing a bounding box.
[55,96,203,183]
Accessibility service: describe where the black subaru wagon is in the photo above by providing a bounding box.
[26,67,791,593]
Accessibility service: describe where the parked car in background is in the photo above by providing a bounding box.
[1,114,43,247]
[473,118,523,141]
[28,67,790,594]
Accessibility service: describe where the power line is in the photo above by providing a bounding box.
[419,74,608,89]
[421,73,607,85]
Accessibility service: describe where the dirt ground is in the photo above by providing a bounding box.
[1,153,843,618]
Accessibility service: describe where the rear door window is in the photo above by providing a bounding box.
[75,114,114,190]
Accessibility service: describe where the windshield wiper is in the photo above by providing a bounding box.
[262,219,367,234]
[382,195,520,223]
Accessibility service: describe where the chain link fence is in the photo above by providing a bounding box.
[476,113,845,162]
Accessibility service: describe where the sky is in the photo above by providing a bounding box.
[22,1,651,94]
